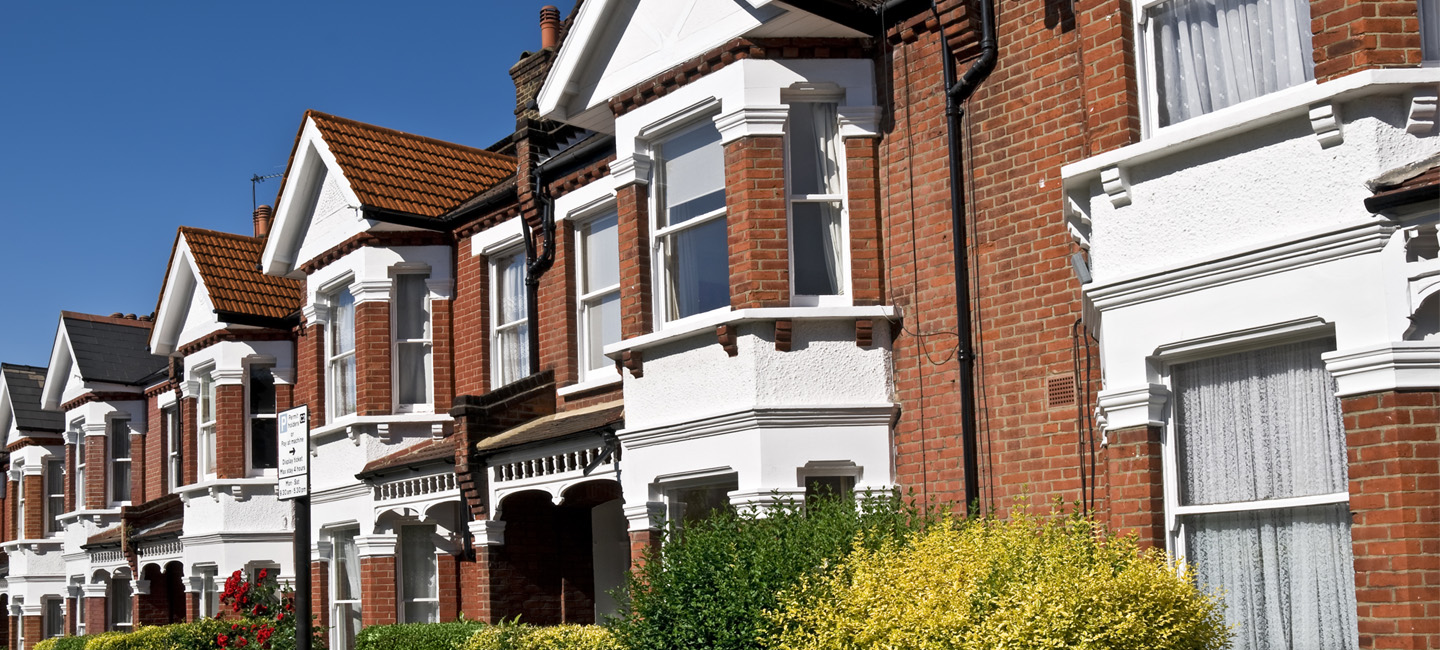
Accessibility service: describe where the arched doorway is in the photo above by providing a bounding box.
[494,479,624,624]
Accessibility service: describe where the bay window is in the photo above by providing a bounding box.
[653,121,729,323]
[787,101,846,302]
[109,417,131,504]
[491,248,529,387]
[328,288,357,418]
[1168,338,1357,649]
[1139,0,1314,128]
[248,364,278,472]
[45,458,63,534]
[577,212,621,380]
[394,273,434,408]
[198,371,217,479]
[399,525,439,623]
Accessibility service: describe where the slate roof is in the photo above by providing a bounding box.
[60,313,168,386]
[1,364,63,433]
[474,402,624,454]
[358,436,457,478]
[182,227,304,320]
[279,110,517,219]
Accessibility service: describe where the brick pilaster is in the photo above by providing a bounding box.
[1075,0,1140,154]
[84,597,105,635]
[628,529,662,573]
[85,430,106,509]
[19,615,40,650]
[1343,390,1440,650]
[184,592,199,623]
[130,431,146,505]
[310,559,330,631]
[725,135,788,309]
[22,474,42,539]
[845,136,884,305]
[1104,425,1165,549]
[297,323,327,428]
[437,553,460,623]
[617,182,652,340]
[1312,0,1424,81]
[182,397,198,487]
[355,301,392,416]
[214,384,245,479]
[359,556,397,627]
[454,237,489,396]
[431,298,455,412]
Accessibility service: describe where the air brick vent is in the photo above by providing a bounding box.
[1047,374,1077,409]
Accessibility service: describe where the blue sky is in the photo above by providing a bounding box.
[0,1,574,368]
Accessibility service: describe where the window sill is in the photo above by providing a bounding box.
[1061,68,1440,191]
[558,373,623,396]
[0,538,64,553]
[56,508,122,525]
[605,305,896,357]
[311,413,454,445]
[175,477,279,504]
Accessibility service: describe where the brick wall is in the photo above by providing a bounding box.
[296,323,326,428]
[437,553,460,622]
[845,136,884,305]
[355,301,392,416]
[20,615,40,650]
[182,397,198,487]
[310,559,329,631]
[464,544,499,623]
[1074,0,1140,154]
[616,183,652,341]
[84,597,105,635]
[22,474,42,540]
[432,298,455,413]
[358,556,397,627]
[214,384,245,479]
[725,135,789,310]
[538,223,578,389]
[144,395,163,501]
[1102,425,1165,548]
[1343,390,1440,649]
[6,480,15,543]
[485,491,595,625]
[85,430,106,509]
[454,237,490,397]
[1311,0,1424,81]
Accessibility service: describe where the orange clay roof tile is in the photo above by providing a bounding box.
[181,227,305,320]
[302,111,516,218]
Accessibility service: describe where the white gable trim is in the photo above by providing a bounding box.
[536,0,615,123]
[470,217,526,257]
[262,117,364,277]
[0,373,14,447]
[41,321,76,411]
[151,237,207,356]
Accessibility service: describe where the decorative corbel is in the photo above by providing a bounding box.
[1407,87,1438,135]
[855,319,874,348]
[623,350,644,378]
[1100,166,1131,208]
[717,324,738,357]
[774,320,793,352]
[1309,102,1343,148]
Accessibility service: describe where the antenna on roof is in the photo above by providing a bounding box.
[251,173,283,211]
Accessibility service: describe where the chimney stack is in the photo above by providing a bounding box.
[540,6,561,50]
[254,205,274,239]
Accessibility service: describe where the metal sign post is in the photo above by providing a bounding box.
[277,406,312,650]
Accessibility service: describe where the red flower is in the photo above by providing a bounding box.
[258,568,268,581]
[217,634,229,645]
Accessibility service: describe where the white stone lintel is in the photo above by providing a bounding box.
[1096,383,1170,431]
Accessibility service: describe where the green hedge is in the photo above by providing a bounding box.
[462,623,618,650]
[36,619,234,650]
[354,621,488,650]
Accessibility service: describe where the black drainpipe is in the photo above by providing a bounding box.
[522,157,556,376]
[938,0,997,514]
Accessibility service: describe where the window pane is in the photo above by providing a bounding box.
[334,356,357,417]
[581,214,620,293]
[249,366,276,415]
[401,526,438,623]
[670,479,737,528]
[112,464,130,502]
[497,326,529,386]
[49,496,64,532]
[45,459,63,495]
[1150,0,1314,126]
[251,419,278,469]
[397,342,433,405]
[659,123,725,227]
[585,292,621,372]
[200,376,214,422]
[404,601,439,625]
[333,529,361,601]
[396,274,431,340]
[1184,504,1357,650]
[664,217,730,320]
[44,599,63,638]
[110,420,129,457]
[1173,339,1346,506]
[499,253,527,325]
[202,426,216,473]
[792,202,843,296]
[788,103,841,195]
[332,290,356,354]
[110,578,132,627]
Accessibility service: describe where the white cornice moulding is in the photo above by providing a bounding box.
[425,277,455,301]
[469,216,526,257]
[618,404,896,450]
[350,279,392,305]
[211,368,245,387]
[1096,383,1170,431]
[1406,86,1438,135]
[1324,342,1440,397]
[467,519,507,547]
[714,106,789,145]
[729,488,808,514]
[353,534,398,558]
[269,367,296,386]
[1084,221,1394,310]
[622,501,666,533]
[838,105,881,138]
[608,154,652,187]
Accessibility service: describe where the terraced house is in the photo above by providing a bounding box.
[2,0,1437,649]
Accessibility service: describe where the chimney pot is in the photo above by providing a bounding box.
[540,6,561,50]
[254,205,274,239]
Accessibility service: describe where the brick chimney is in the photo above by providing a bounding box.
[253,205,273,239]
[540,6,561,50]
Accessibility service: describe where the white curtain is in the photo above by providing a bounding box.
[1151,0,1315,125]
[1173,339,1358,650]
[401,526,439,623]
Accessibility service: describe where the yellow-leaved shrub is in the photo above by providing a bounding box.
[462,623,620,650]
[766,506,1230,650]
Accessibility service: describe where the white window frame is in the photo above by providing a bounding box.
[71,581,84,636]
[490,245,530,388]
[391,268,435,412]
[108,416,131,507]
[165,405,182,493]
[197,565,219,618]
[1131,0,1314,136]
[16,460,25,536]
[197,368,218,480]
[574,207,622,383]
[397,524,440,624]
[44,457,64,536]
[247,362,278,476]
[42,597,63,639]
[326,284,358,420]
[784,97,851,307]
[649,119,730,328]
[1158,332,1351,561]
[108,574,133,631]
[330,527,362,650]
[71,418,85,511]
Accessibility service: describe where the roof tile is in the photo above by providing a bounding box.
[182,227,305,321]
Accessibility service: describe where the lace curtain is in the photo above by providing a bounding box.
[1173,339,1358,650]
[1150,0,1315,125]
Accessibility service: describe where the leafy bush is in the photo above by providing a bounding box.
[610,491,936,650]
[766,505,1231,650]
[215,568,325,650]
[355,621,488,650]
[462,622,619,650]
[36,620,231,650]
[36,635,91,650]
